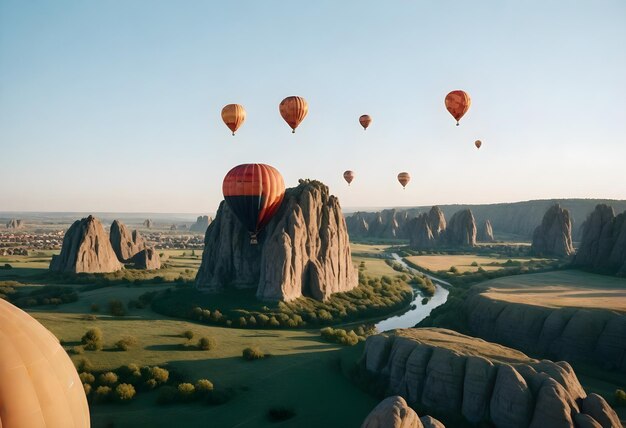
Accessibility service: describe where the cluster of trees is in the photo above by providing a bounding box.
[242,346,265,360]
[320,326,370,346]
[0,283,78,307]
[67,328,140,353]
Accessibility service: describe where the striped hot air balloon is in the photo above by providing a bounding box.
[397,172,411,189]
[0,299,90,428]
[445,90,471,126]
[343,170,355,185]
[279,96,308,133]
[222,163,285,244]
[221,104,246,136]
[475,140,482,149]
[359,115,372,130]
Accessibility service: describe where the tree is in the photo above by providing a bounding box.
[115,383,136,402]
[98,372,118,386]
[108,299,126,316]
[198,337,216,351]
[81,327,103,351]
[242,346,265,360]
[195,379,214,395]
[177,383,195,401]
[182,330,194,340]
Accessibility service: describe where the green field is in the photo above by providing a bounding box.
[405,254,550,274]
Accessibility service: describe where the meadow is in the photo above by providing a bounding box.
[405,254,550,274]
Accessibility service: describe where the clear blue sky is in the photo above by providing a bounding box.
[1,1,625,213]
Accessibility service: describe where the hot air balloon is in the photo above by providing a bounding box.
[222,163,285,244]
[0,298,90,427]
[397,172,410,189]
[359,115,372,130]
[221,104,246,136]
[475,140,482,149]
[279,96,308,133]
[343,170,355,185]
[445,90,471,126]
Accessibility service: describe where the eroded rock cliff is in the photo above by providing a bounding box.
[530,204,574,257]
[359,328,620,428]
[477,219,495,242]
[109,220,146,262]
[50,216,122,273]
[361,395,445,428]
[190,215,212,233]
[195,179,357,301]
[6,219,24,229]
[407,207,476,249]
[575,204,626,274]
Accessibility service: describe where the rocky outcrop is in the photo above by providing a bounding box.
[190,215,212,233]
[477,219,495,242]
[195,179,357,301]
[361,396,445,428]
[359,328,621,428]
[130,248,161,270]
[143,219,153,229]
[109,220,146,262]
[49,216,122,273]
[574,204,626,275]
[346,209,411,239]
[530,204,574,257]
[6,219,24,229]
[408,207,476,249]
[408,214,436,249]
[443,209,476,247]
[463,288,626,372]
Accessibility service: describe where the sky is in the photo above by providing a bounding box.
[1,0,625,213]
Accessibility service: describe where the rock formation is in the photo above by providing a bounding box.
[143,219,153,229]
[361,396,445,428]
[360,328,620,428]
[407,207,476,249]
[109,220,160,270]
[346,209,411,239]
[575,204,626,275]
[463,287,626,372]
[6,219,24,229]
[190,215,212,233]
[49,216,122,273]
[195,179,357,302]
[477,219,494,242]
[530,204,575,257]
[170,224,177,230]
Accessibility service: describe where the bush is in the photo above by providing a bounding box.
[79,372,95,384]
[320,327,360,346]
[197,337,216,351]
[76,358,93,373]
[95,386,112,403]
[157,386,177,405]
[71,345,85,355]
[115,336,138,351]
[150,367,169,384]
[81,327,104,351]
[109,299,126,316]
[195,379,214,395]
[177,383,195,401]
[115,383,136,402]
[99,372,119,386]
[267,406,296,422]
[242,346,265,361]
[182,330,194,340]
[83,383,91,396]
[615,389,626,407]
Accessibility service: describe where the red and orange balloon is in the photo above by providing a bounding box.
[359,115,372,130]
[222,164,285,243]
[279,96,308,133]
[221,104,246,136]
[397,172,410,189]
[445,90,471,126]
[343,170,355,185]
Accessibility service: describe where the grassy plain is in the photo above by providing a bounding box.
[405,254,546,273]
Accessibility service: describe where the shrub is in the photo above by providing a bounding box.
[150,367,169,384]
[242,346,265,360]
[267,406,296,422]
[76,358,93,373]
[195,379,214,395]
[182,330,194,340]
[470,261,478,267]
[177,383,195,401]
[95,386,112,403]
[99,372,118,386]
[157,386,177,405]
[115,383,136,402]
[79,372,95,384]
[449,266,459,274]
[238,316,247,327]
[320,327,360,346]
[198,337,216,351]
[268,316,280,327]
[144,379,158,389]
[108,299,126,316]
[81,327,104,351]
[71,345,85,355]
[115,336,138,351]
[616,389,626,407]
[83,383,91,396]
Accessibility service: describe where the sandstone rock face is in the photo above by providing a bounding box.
[195,180,357,301]
[50,216,122,273]
[464,289,626,372]
[143,219,153,229]
[443,209,477,247]
[360,328,617,428]
[408,207,476,249]
[419,416,445,428]
[531,204,575,257]
[190,215,212,233]
[6,219,24,229]
[408,214,436,249]
[477,219,495,242]
[575,204,626,274]
[346,209,410,240]
[130,248,161,270]
[361,396,423,428]
[109,220,146,262]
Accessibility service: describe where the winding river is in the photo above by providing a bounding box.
[375,253,450,332]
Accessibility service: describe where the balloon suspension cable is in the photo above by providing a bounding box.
[250,233,258,245]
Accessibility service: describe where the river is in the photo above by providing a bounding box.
[375,253,450,332]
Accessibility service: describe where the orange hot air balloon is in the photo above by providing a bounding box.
[343,170,355,185]
[475,140,482,149]
[279,96,308,133]
[397,172,411,189]
[0,298,90,428]
[445,90,471,126]
[359,115,372,130]
[221,104,246,136]
[222,163,285,244]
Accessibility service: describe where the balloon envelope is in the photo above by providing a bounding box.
[279,96,308,133]
[397,172,411,188]
[343,170,355,185]
[475,140,482,149]
[445,90,471,125]
[0,299,90,428]
[222,164,285,242]
[221,104,246,135]
[359,115,372,130]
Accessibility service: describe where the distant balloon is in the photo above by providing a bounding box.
[445,90,471,126]
[397,172,411,189]
[343,170,355,185]
[221,104,246,136]
[279,96,308,133]
[0,299,90,428]
[475,140,482,149]
[359,115,372,130]
[222,163,285,244]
